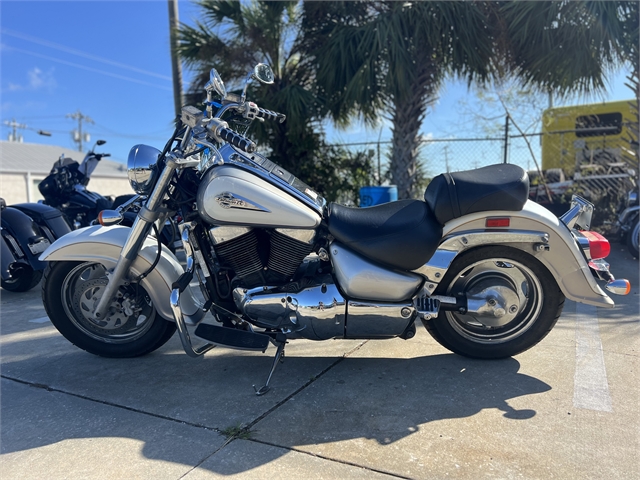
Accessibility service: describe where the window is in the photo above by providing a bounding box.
[575,112,623,137]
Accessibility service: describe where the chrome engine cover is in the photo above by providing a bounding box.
[234,283,346,340]
[233,283,415,340]
[197,165,321,228]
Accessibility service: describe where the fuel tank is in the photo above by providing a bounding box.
[197,165,322,228]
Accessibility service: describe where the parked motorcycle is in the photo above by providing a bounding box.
[38,140,133,229]
[1,198,71,292]
[38,140,178,249]
[616,187,639,258]
[40,64,631,395]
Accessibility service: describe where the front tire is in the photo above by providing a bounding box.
[42,261,176,358]
[424,246,564,359]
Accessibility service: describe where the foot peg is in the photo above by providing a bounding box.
[414,295,441,321]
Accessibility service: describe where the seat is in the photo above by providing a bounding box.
[425,164,529,225]
[327,199,442,271]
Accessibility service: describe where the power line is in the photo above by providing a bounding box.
[1,29,172,82]
[3,45,173,91]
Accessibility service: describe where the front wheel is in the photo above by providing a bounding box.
[42,261,176,357]
[424,246,564,359]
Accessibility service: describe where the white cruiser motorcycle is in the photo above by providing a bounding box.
[40,65,630,395]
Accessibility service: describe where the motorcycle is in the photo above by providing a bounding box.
[38,140,135,229]
[39,64,631,395]
[615,187,639,258]
[1,198,71,292]
[38,140,178,249]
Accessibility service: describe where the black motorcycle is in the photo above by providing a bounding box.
[37,140,177,249]
[1,198,71,292]
[38,140,134,229]
[615,187,639,258]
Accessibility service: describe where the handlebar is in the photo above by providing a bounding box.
[244,102,286,123]
[257,107,286,123]
[207,118,256,153]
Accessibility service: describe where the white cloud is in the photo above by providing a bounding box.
[27,67,56,91]
[4,67,56,92]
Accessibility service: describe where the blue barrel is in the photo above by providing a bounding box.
[359,186,398,207]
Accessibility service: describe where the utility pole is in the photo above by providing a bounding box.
[503,114,510,164]
[3,119,52,142]
[4,119,26,142]
[443,145,450,173]
[168,0,184,119]
[67,110,93,152]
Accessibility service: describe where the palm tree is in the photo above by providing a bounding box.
[303,1,632,199]
[177,1,320,171]
[177,0,376,201]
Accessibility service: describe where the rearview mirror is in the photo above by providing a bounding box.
[206,68,227,98]
[253,63,274,84]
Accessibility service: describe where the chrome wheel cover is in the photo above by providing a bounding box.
[443,257,543,344]
[62,263,155,344]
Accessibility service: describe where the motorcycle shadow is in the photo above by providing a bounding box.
[1,331,551,475]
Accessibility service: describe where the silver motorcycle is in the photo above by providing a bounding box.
[40,64,631,395]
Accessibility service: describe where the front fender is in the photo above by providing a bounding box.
[39,226,202,322]
[440,200,613,308]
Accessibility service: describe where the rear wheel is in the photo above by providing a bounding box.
[424,246,564,359]
[42,261,176,357]
[626,219,639,258]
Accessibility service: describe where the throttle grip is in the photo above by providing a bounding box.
[208,119,256,153]
[257,107,286,123]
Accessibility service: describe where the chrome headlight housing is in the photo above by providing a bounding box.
[127,144,160,195]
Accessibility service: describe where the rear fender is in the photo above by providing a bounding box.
[415,200,613,308]
[39,225,203,322]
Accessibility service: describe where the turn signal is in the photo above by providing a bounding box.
[581,231,610,259]
[97,210,123,226]
[605,279,631,295]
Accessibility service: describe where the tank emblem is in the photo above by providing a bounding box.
[215,192,270,212]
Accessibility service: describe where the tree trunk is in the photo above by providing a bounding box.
[389,60,437,199]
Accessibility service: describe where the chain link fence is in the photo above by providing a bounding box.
[331,123,638,225]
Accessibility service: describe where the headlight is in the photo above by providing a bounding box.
[127,144,160,195]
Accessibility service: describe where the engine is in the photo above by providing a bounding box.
[209,226,314,288]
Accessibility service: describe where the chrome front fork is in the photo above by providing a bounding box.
[92,156,181,321]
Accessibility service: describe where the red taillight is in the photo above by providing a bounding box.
[582,231,610,259]
[486,217,510,228]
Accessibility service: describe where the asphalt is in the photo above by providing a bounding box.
[1,245,638,479]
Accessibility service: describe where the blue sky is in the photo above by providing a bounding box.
[1,1,634,171]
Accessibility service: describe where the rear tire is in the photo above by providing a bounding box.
[424,246,564,359]
[42,261,176,358]
[1,266,42,292]
[626,219,639,258]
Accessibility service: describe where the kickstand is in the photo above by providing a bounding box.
[253,336,286,396]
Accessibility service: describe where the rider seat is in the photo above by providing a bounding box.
[327,199,443,271]
[424,164,529,225]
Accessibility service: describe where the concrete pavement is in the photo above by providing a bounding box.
[1,246,638,479]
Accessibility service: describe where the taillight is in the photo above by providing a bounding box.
[486,217,510,228]
[582,231,610,259]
